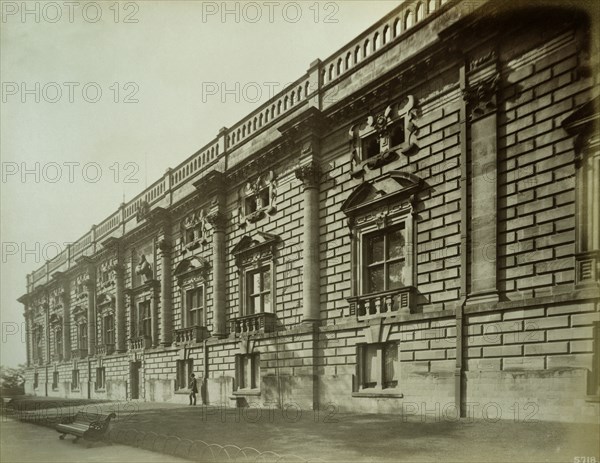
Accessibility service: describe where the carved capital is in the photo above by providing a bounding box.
[295,161,321,189]
[462,74,500,121]
[157,239,172,255]
[207,211,227,232]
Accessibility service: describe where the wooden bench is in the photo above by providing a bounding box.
[56,411,116,443]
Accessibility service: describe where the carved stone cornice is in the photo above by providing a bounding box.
[295,161,321,189]
[193,170,227,198]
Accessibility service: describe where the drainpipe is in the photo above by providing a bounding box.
[456,61,469,418]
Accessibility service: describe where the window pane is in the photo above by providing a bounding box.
[388,261,405,289]
[367,266,385,293]
[388,228,405,259]
[383,343,398,388]
[262,268,271,290]
[197,288,204,307]
[367,235,385,264]
[242,356,251,389]
[363,345,379,388]
[263,293,271,313]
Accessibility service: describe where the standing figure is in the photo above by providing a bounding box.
[189,373,198,406]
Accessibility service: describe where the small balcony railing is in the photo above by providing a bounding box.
[96,343,115,355]
[230,312,277,336]
[174,325,210,345]
[71,348,88,359]
[129,336,151,351]
[348,287,415,321]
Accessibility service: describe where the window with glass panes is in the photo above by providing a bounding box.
[236,353,260,390]
[176,359,193,390]
[96,367,106,390]
[72,369,80,390]
[358,343,398,390]
[138,301,151,337]
[78,323,87,349]
[186,287,204,327]
[104,314,114,344]
[246,267,271,314]
[55,327,63,360]
[363,224,406,293]
[52,371,59,390]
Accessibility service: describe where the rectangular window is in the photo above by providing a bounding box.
[246,267,271,315]
[176,359,194,390]
[236,353,260,390]
[389,119,405,147]
[78,323,87,350]
[357,343,398,390]
[55,328,63,360]
[186,287,204,327]
[96,367,106,390]
[104,315,115,344]
[33,373,39,389]
[138,301,152,337]
[52,371,59,390]
[71,369,80,390]
[363,225,406,294]
[362,133,380,159]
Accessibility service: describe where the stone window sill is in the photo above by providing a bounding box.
[352,391,404,399]
[95,388,106,393]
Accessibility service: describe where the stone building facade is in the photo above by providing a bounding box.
[18,0,600,422]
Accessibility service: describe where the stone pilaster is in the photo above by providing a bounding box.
[114,262,126,352]
[62,287,71,361]
[464,69,500,305]
[83,273,97,356]
[43,302,50,364]
[24,308,32,367]
[159,239,173,346]
[295,160,322,323]
[207,211,227,338]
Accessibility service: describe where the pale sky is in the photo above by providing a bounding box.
[0,0,402,367]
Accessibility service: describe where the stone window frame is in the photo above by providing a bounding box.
[95,367,106,391]
[71,369,80,391]
[54,325,63,361]
[77,322,87,350]
[33,372,39,389]
[354,342,400,395]
[342,171,423,318]
[181,209,209,252]
[234,353,260,392]
[52,370,59,391]
[237,170,277,227]
[232,232,279,318]
[176,358,194,391]
[175,256,211,330]
[184,284,206,328]
[358,217,415,295]
[97,293,115,346]
[136,299,152,339]
[349,96,418,178]
[245,266,272,315]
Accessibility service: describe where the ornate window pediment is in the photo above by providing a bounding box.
[96,293,115,314]
[72,305,86,321]
[49,313,62,326]
[343,171,425,319]
[181,209,209,251]
[232,231,279,267]
[237,171,277,227]
[349,96,418,178]
[174,256,210,287]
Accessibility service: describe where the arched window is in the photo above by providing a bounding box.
[373,32,379,51]
[364,39,370,58]
[393,17,400,36]
[277,101,282,115]
[290,92,295,106]
[297,86,302,101]
[329,64,334,81]
[354,45,361,64]
[428,0,436,13]
[284,96,288,110]
[253,118,257,131]
[345,52,352,70]
[304,82,310,97]
[383,25,390,44]
[337,58,343,75]
[259,114,263,127]
[242,126,246,137]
